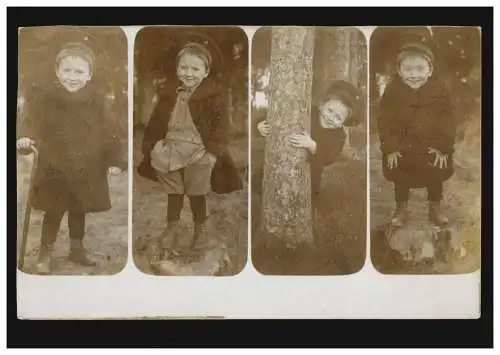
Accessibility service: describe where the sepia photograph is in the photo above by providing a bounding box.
[251,26,367,275]
[16,26,129,275]
[133,26,248,276]
[370,26,481,274]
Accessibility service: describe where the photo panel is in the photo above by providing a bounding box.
[16,26,129,275]
[132,26,249,276]
[251,26,368,275]
[369,26,481,274]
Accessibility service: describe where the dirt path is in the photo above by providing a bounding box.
[370,137,480,274]
[17,156,129,275]
[132,130,249,276]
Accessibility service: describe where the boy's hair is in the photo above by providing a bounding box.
[55,41,95,75]
[397,42,434,69]
[321,80,362,126]
[176,42,212,72]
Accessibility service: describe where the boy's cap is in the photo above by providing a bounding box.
[176,31,224,75]
[397,41,434,67]
[396,30,438,67]
[322,80,363,126]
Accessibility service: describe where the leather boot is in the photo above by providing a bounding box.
[68,239,97,266]
[159,221,180,250]
[391,202,408,228]
[192,220,219,252]
[34,243,55,275]
[429,201,449,226]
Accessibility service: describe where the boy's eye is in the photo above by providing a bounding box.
[75,69,84,74]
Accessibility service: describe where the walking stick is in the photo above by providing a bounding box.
[18,145,39,271]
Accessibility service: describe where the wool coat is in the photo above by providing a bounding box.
[18,83,127,213]
[137,78,243,194]
[377,75,456,187]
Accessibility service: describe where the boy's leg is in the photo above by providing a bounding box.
[391,183,409,227]
[36,210,65,274]
[427,181,449,226]
[67,212,97,266]
[184,154,218,252]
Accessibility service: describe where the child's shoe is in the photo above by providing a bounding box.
[159,221,180,250]
[34,243,55,274]
[391,202,408,228]
[68,239,97,267]
[192,221,219,252]
[429,201,449,226]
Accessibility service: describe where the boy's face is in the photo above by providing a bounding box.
[398,55,432,90]
[319,99,351,129]
[56,55,92,93]
[177,53,209,89]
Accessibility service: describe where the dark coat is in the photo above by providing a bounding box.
[18,83,127,213]
[252,106,346,195]
[137,78,242,194]
[377,75,456,187]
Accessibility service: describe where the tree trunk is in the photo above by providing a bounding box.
[261,27,315,247]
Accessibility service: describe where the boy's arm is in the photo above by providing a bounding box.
[206,92,230,156]
[101,101,128,171]
[428,83,457,155]
[17,91,43,142]
[141,99,167,160]
[308,129,346,166]
[377,82,403,154]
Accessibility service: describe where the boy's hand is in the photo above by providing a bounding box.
[288,132,317,155]
[108,167,125,175]
[16,137,35,151]
[257,121,272,137]
[428,147,448,169]
[387,151,402,169]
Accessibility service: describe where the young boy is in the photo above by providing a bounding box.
[16,40,127,274]
[256,80,362,213]
[137,33,242,260]
[377,38,456,228]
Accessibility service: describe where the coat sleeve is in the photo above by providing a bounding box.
[101,100,128,171]
[427,83,457,155]
[206,92,229,156]
[17,90,43,142]
[308,128,346,167]
[377,81,403,154]
[141,99,167,161]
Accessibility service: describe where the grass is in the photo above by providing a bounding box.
[132,128,249,276]
[16,154,129,275]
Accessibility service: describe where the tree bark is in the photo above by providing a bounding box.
[261,27,315,246]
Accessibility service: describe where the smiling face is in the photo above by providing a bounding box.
[56,55,92,92]
[176,52,209,89]
[398,55,433,90]
[319,98,351,129]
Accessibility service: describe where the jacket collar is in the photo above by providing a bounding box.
[163,77,224,102]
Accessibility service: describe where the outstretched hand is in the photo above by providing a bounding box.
[287,132,317,155]
[428,147,448,169]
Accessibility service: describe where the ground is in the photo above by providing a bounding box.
[132,128,248,276]
[370,125,481,274]
[16,155,129,275]
[251,134,367,275]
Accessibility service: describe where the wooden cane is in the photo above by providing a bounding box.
[18,145,39,271]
